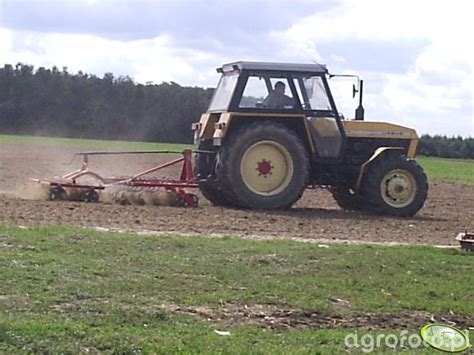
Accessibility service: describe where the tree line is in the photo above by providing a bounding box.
[0,63,213,143]
[417,135,473,159]
[0,63,472,158]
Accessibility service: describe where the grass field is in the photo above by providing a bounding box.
[1,134,472,186]
[416,156,474,186]
[0,225,472,353]
[0,134,193,152]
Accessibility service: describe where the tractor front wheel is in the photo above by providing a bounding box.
[361,155,428,217]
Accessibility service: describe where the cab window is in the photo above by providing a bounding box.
[239,76,294,109]
[295,76,331,111]
[208,73,238,112]
[239,76,267,108]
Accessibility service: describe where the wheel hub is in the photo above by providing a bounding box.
[381,169,417,208]
[256,159,273,177]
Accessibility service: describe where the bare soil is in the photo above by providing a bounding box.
[48,299,474,330]
[160,303,474,330]
[1,142,473,246]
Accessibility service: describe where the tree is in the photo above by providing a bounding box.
[0,63,214,143]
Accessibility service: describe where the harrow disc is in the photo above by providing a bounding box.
[48,186,66,201]
[83,189,99,203]
[103,186,184,207]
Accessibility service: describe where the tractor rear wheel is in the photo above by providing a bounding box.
[194,140,233,206]
[198,179,232,206]
[216,121,309,209]
[361,155,428,217]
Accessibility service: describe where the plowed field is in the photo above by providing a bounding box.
[1,142,472,245]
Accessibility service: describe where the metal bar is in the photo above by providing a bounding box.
[74,149,215,157]
[63,170,108,184]
[180,149,194,181]
[30,178,106,190]
[50,182,106,190]
[127,181,199,188]
[64,150,185,165]
[193,149,215,154]
[129,156,185,181]
[63,168,86,179]
[75,150,184,156]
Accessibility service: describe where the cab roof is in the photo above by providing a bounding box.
[219,61,328,74]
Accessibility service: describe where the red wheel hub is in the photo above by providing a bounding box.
[256,159,273,176]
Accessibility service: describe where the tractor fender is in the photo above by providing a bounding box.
[355,147,404,190]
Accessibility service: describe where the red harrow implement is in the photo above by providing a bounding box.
[30,149,200,207]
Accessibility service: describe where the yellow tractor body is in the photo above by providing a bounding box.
[192,61,428,216]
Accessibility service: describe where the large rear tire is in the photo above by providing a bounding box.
[361,155,428,217]
[198,179,233,206]
[194,140,234,207]
[216,121,309,209]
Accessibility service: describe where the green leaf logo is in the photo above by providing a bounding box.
[420,324,470,353]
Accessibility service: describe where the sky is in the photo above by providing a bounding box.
[0,0,472,137]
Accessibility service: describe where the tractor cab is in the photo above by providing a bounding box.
[208,62,336,115]
[197,61,345,159]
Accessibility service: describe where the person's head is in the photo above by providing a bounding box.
[274,81,286,96]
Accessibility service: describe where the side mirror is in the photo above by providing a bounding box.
[352,83,358,98]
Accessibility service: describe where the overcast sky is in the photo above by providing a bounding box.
[0,0,472,137]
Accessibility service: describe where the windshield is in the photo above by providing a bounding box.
[208,74,238,112]
[300,76,332,111]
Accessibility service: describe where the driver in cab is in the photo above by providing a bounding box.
[262,81,294,109]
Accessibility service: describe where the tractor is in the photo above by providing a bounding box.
[192,61,428,216]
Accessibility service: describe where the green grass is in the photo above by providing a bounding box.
[0,316,351,354]
[0,134,193,151]
[417,156,474,186]
[0,225,472,353]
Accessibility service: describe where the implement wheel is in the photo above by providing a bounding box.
[361,155,428,217]
[49,186,66,201]
[83,189,99,203]
[216,121,309,209]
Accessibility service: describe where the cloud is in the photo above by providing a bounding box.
[1,0,335,43]
[0,27,210,84]
[317,39,429,74]
[0,0,340,83]
[0,0,472,136]
[271,0,473,136]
